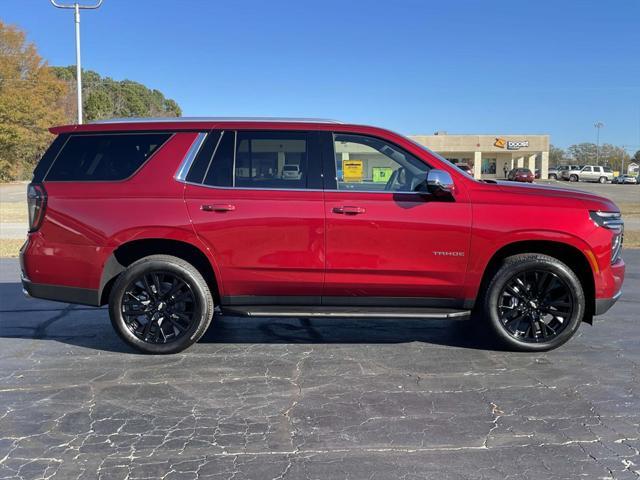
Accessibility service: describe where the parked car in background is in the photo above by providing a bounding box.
[613,174,638,185]
[561,165,583,181]
[456,163,473,176]
[21,117,625,354]
[282,164,302,180]
[507,167,535,183]
[568,165,614,183]
[548,166,560,179]
[555,165,572,180]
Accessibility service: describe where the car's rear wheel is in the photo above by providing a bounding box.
[599,176,607,184]
[482,253,585,351]
[569,174,578,182]
[108,255,214,354]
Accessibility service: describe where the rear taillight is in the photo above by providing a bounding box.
[27,183,47,232]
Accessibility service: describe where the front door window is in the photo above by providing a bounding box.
[332,134,430,192]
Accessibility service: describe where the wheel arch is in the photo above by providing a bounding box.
[475,239,595,324]
[99,237,221,306]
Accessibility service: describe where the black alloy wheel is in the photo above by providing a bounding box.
[483,253,585,351]
[109,255,214,354]
[497,270,573,342]
[122,271,197,345]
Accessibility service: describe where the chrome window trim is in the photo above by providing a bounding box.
[174,129,429,195]
[176,179,426,195]
[174,132,208,181]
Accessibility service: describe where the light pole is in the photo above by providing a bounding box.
[50,0,103,124]
[594,121,604,165]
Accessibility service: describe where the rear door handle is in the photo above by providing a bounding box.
[333,206,366,215]
[201,204,236,212]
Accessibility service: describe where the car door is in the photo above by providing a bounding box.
[184,130,325,303]
[581,166,593,181]
[322,132,472,306]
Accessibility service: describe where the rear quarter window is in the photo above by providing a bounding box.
[45,133,171,181]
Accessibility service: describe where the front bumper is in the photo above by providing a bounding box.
[594,289,623,316]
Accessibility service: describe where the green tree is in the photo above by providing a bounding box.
[549,144,566,166]
[567,142,629,172]
[567,143,597,164]
[0,21,71,181]
[51,66,182,121]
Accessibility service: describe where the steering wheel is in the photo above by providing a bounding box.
[384,169,399,191]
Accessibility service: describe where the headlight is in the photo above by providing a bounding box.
[590,211,624,263]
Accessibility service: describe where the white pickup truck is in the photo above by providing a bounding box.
[566,165,614,183]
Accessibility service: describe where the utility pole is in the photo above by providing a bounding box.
[50,1,103,124]
[594,122,604,165]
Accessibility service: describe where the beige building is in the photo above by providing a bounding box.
[409,133,550,180]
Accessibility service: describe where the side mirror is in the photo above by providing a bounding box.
[426,169,454,195]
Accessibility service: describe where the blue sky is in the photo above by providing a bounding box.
[3,0,640,149]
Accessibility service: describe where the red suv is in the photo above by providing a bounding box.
[21,118,625,354]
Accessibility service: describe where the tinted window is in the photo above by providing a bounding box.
[332,134,429,192]
[46,133,171,181]
[185,131,221,184]
[32,134,69,182]
[235,131,308,189]
[203,131,234,187]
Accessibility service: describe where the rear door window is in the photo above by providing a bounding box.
[46,133,171,181]
[235,131,309,189]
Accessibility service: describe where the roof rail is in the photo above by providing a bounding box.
[90,116,344,124]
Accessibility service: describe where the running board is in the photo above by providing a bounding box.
[220,306,471,319]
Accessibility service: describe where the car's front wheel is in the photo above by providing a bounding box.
[108,255,214,354]
[569,174,578,182]
[482,253,585,351]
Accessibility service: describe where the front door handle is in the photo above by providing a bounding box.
[201,204,236,212]
[333,206,366,215]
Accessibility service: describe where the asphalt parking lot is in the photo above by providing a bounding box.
[0,251,639,479]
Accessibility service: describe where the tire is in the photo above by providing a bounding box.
[569,174,578,182]
[108,255,214,354]
[599,176,607,184]
[549,174,557,180]
[481,253,585,352]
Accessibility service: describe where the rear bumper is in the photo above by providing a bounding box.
[594,289,622,316]
[21,277,101,306]
[20,240,100,306]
